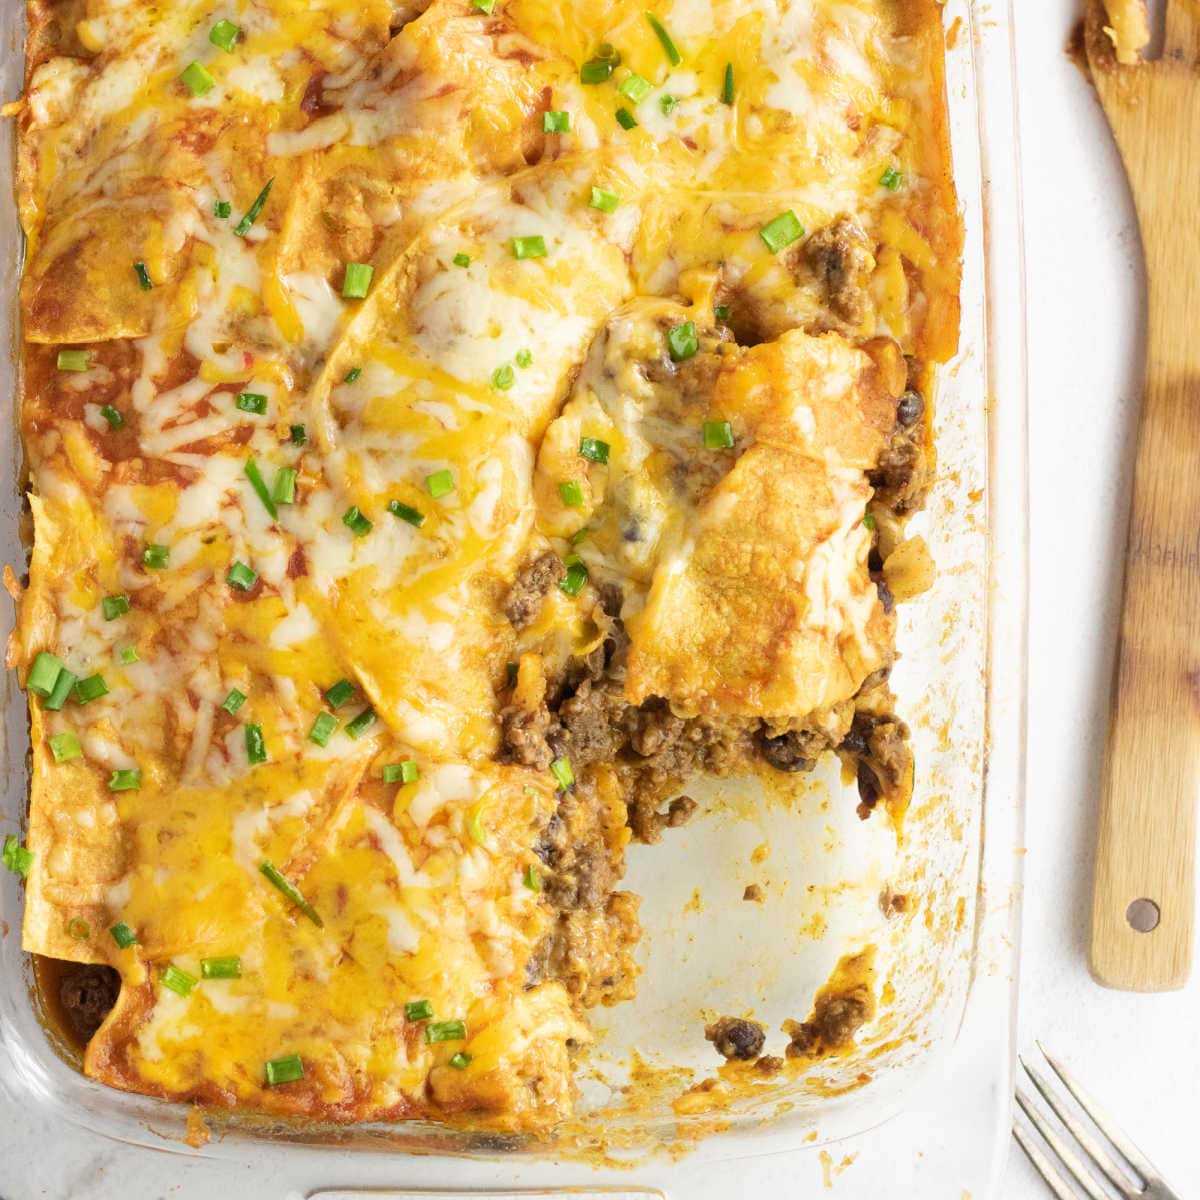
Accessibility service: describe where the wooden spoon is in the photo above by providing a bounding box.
[1085,0,1200,991]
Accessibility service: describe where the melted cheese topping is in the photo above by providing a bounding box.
[13,0,959,1130]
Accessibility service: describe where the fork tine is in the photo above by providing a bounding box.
[1013,1119,1089,1200]
[1038,1043,1163,1185]
[1014,1088,1113,1200]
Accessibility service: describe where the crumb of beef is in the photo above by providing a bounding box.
[504,551,565,630]
[627,793,697,844]
[743,883,764,903]
[705,1016,767,1061]
[802,215,875,325]
[58,962,120,1042]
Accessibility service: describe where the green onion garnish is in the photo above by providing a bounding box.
[515,348,532,368]
[344,708,376,739]
[467,796,490,845]
[234,178,274,236]
[492,363,515,390]
[56,349,89,372]
[271,467,297,505]
[142,543,169,569]
[703,420,735,449]
[245,723,267,764]
[342,262,374,299]
[264,1054,304,1085]
[133,261,153,290]
[579,436,610,464]
[558,480,585,507]
[108,768,141,791]
[290,424,307,446]
[523,864,543,891]
[308,711,338,746]
[580,58,615,84]
[43,668,77,712]
[550,756,575,789]
[201,956,242,979]
[721,61,734,104]
[510,235,547,260]
[425,1019,466,1043]
[222,688,247,715]
[236,391,267,415]
[879,165,903,191]
[449,1051,472,1070]
[405,999,433,1021]
[343,506,372,537]
[863,511,876,531]
[452,252,471,268]
[505,661,518,687]
[471,0,495,10]
[343,366,361,383]
[99,405,124,429]
[614,106,638,129]
[74,673,109,704]
[120,646,139,665]
[161,964,197,996]
[645,11,682,64]
[214,199,232,218]
[110,922,137,948]
[589,186,620,213]
[559,560,588,596]
[388,499,425,528]
[568,526,589,545]
[209,18,239,50]
[244,459,278,520]
[382,763,403,783]
[714,304,730,321]
[618,73,653,103]
[226,561,258,590]
[543,109,571,132]
[180,61,215,97]
[259,860,323,926]
[325,679,355,708]
[759,210,804,253]
[426,469,455,498]
[659,93,678,114]
[383,760,419,784]
[67,917,90,941]
[27,652,64,697]
[2,836,33,879]
[666,320,698,362]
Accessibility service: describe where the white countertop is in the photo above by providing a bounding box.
[3,4,1198,1198]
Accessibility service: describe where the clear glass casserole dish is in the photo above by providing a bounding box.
[0,0,1026,1191]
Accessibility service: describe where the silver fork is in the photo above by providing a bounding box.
[1013,1043,1181,1200]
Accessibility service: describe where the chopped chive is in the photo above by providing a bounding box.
[222,688,246,715]
[42,668,77,712]
[589,186,620,213]
[879,165,903,191]
[505,661,518,687]
[102,594,130,620]
[236,391,267,415]
[259,860,323,926]
[382,763,403,783]
[264,1054,304,1085]
[142,543,169,569]
[27,652,64,697]
[308,711,338,746]
[201,956,242,979]
[99,405,124,429]
[659,93,678,114]
[388,499,425,528]
[448,1052,472,1070]
[559,560,588,596]
[245,723,267,764]
[471,0,495,10]
[523,864,543,891]
[467,796,489,845]
[558,480,585,507]
[618,73,653,103]
[74,673,109,704]
[666,320,698,362]
[863,511,876,531]
[110,922,137,948]
[133,260,153,290]
[615,106,638,129]
[426,469,455,498]
[342,262,374,299]
[550,755,575,790]
[234,178,274,236]
[244,459,278,520]
[515,348,532,369]
[543,109,571,132]
[569,526,589,545]
[271,467,297,505]
[108,767,141,791]
[425,1019,466,1043]
[324,679,355,708]
[580,58,615,84]
[759,209,804,253]
[226,560,258,590]
[120,646,139,665]
[344,708,376,739]
[289,424,307,446]
[180,61,215,97]
[579,436,610,464]
[383,760,419,784]
[343,506,372,537]
[56,349,89,372]
[66,917,90,941]
[452,252,471,268]
[510,235,547,260]
[703,420,735,449]
[343,366,362,383]
[214,199,232,218]
[645,11,682,64]
[2,835,33,879]
[714,304,731,321]
[405,998,433,1022]
[721,61,734,104]
[161,964,197,996]
[492,363,515,390]
[209,18,239,51]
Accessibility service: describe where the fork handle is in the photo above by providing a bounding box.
[1089,277,1200,991]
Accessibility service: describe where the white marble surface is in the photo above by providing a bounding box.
[3,3,1198,1198]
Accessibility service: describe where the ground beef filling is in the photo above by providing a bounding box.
[57,962,120,1043]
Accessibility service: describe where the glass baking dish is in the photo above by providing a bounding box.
[0,0,1026,1191]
